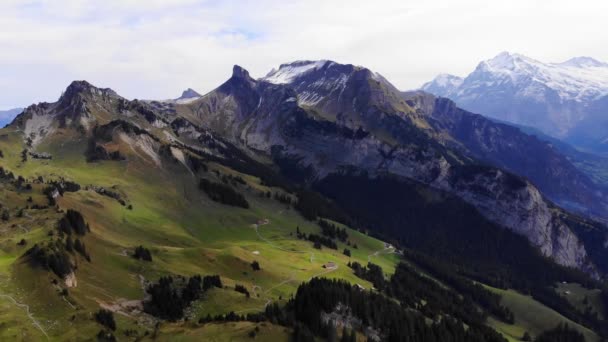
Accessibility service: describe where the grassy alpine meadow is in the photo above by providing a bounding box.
[0,127,400,340]
[484,284,599,342]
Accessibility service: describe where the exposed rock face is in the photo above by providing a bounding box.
[11,81,123,146]
[404,93,608,221]
[444,168,593,273]
[64,272,77,288]
[321,303,381,342]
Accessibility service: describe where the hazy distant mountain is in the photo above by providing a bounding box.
[152,88,202,105]
[422,52,608,153]
[0,108,23,127]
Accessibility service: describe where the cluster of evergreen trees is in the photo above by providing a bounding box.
[25,209,94,277]
[48,179,81,194]
[250,261,260,271]
[25,240,73,278]
[304,233,337,250]
[291,278,507,342]
[58,209,89,235]
[198,307,277,325]
[144,274,222,320]
[234,284,250,297]
[58,209,91,261]
[191,275,514,341]
[534,323,586,342]
[0,166,14,180]
[133,245,152,261]
[295,227,338,249]
[94,309,116,331]
[347,261,386,291]
[318,219,348,242]
[199,178,249,208]
[64,236,91,262]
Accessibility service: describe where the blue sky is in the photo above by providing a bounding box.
[1,0,607,110]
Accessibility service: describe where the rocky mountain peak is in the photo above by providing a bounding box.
[217,65,257,93]
[232,65,254,81]
[61,80,119,100]
[179,88,201,99]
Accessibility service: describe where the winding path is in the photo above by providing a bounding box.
[308,265,339,281]
[252,222,307,254]
[264,272,297,294]
[0,294,49,340]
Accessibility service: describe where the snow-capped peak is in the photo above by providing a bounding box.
[468,52,608,102]
[478,51,541,78]
[262,60,330,84]
[420,74,464,96]
[430,74,463,87]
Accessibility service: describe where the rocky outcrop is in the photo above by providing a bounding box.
[64,271,78,288]
[443,167,594,273]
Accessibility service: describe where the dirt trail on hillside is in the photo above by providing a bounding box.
[253,220,307,254]
[0,294,49,339]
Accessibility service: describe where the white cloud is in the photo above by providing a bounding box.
[0,0,607,109]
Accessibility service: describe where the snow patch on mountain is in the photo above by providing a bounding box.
[262,60,329,84]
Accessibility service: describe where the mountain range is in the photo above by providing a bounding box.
[1,59,608,340]
[422,52,608,154]
[12,59,608,273]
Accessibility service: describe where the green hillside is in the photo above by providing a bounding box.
[0,127,399,340]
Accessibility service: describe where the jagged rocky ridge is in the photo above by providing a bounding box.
[8,63,608,276]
